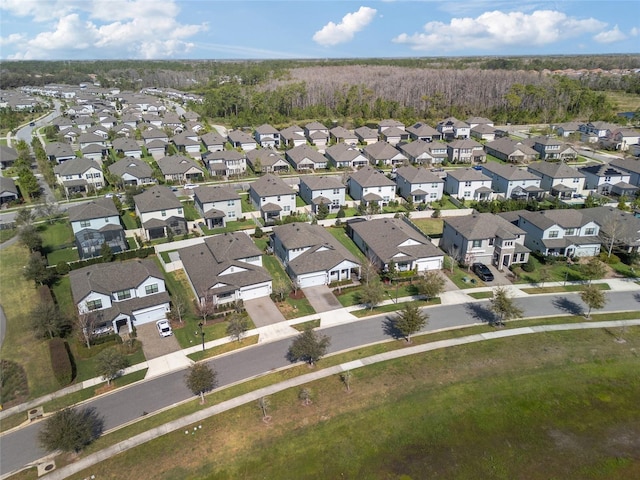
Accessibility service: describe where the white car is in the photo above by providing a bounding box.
[183,183,199,189]
[156,319,173,337]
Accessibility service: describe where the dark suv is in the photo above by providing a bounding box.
[472,263,494,282]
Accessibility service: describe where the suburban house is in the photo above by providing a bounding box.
[436,117,470,140]
[45,142,76,163]
[609,157,640,187]
[380,126,409,146]
[325,143,369,169]
[354,126,379,145]
[470,124,497,142]
[347,165,397,206]
[394,165,444,203]
[272,222,360,288]
[484,138,539,164]
[70,259,170,335]
[466,117,494,129]
[579,164,636,197]
[202,150,247,177]
[446,139,486,164]
[0,145,18,169]
[444,168,493,201]
[108,157,155,187]
[254,124,281,148]
[363,141,408,167]
[480,163,544,201]
[78,132,107,151]
[0,176,19,205]
[298,175,346,213]
[156,155,204,183]
[180,233,272,306]
[134,185,187,240]
[200,131,226,152]
[349,217,445,273]
[249,173,297,222]
[527,161,586,199]
[581,206,640,254]
[145,139,167,160]
[285,144,328,171]
[579,121,620,143]
[554,122,581,138]
[304,122,330,149]
[441,213,530,271]
[522,137,577,161]
[245,148,290,174]
[141,128,168,144]
[67,197,128,259]
[171,131,201,155]
[80,143,106,162]
[280,125,307,148]
[600,128,640,152]
[112,137,142,158]
[193,185,242,229]
[505,209,601,257]
[406,122,441,142]
[378,119,405,133]
[54,157,104,195]
[399,140,448,165]
[330,126,358,145]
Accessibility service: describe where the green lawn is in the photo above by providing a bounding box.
[181,201,200,221]
[47,247,79,264]
[63,326,640,480]
[51,275,74,316]
[127,237,138,250]
[410,218,444,236]
[0,228,17,243]
[326,226,367,262]
[262,254,292,287]
[295,196,307,208]
[201,219,255,235]
[121,211,139,230]
[240,193,255,213]
[39,220,74,249]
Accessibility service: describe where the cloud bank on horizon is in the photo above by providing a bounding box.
[0,0,638,60]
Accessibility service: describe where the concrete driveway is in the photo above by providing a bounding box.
[136,321,181,360]
[303,285,342,313]
[244,297,286,327]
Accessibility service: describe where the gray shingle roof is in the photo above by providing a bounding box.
[108,157,153,179]
[518,209,593,230]
[445,213,525,240]
[527,161,585,179]
[299,175,345,191]
[54,157,100,176]
[348,165,396,187]
[482,163,540,181]
[445,168,491,182]
[193,185,240,204]
[286,145,327,167]
[363,141,402,161]
[250,173,295,197]
[68,197,119,222]
[395,165,443,184]
[0,176,18,195]
[134,185,182,213]
[156,155,203,176]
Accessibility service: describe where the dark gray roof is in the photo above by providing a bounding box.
[228,130,256,145]
[45,142,75,159]
[581,206,640,247]
[200,131,226,146]
[482,163,539,181]
[364,141,403,161]
[245,148,287,167]
[0,176,18,195]
[54,157,100,176]
[395,165,443,184]
[286,144,327,166]
[579,164,626,178]
[517,209,594,230]
[202,150,245,162]
[406,122,439,137]
[156,155,203,176]
[112,137,141,152]
[194,185,240,204]
[68,197,119,222]
[179,233,270,295]
[250,173,295,197]
[0,145,18,162]
[350,218,444,264]
[273,223,359,275]
[70,258,164,304]
[108,157,153,179]
[134,185,182,213]
[300,175,345,191]
[255,124,280,135]
[348,165,396,187]
[528,161,586,179]
[610,157,640,175]
[485,138,538,157]
[446,168,491,182]
[444,213,525,240]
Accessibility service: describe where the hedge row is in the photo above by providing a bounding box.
[66,247,154,271]
[49,338,74,386]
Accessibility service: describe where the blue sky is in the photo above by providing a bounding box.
[0,1,638,60]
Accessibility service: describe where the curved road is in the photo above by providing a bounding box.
[1,290,638,475]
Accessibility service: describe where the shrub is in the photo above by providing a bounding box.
[56,261,70,275]
[49,338,73,386]
[599,252,620,264]
[521,259,535,272]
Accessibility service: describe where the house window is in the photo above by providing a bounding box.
[277,196,281,201]
[116,290,131,301]
[489,238,494,246]
[464,191,471,197]
[585,228,596,235]
[332,199,340,206]
[178,208,183,215]
[464,181,472,187]
[245,256,259,262]
[80,220,91,228]
[565,228,575,236]
[161,210,166,217]
[430,193,437,199]
[432,183,438,188]
[573,178,580,183]
[549,230,559,238]
[228,211,236,218]
[604,176,611,182]
[333,189,340,194]
[227,200,235,206]
[284,205,291,212]
[145,284,159,295]
[472,240,482,248]
[519,253,526,262]
[86,299,102,311]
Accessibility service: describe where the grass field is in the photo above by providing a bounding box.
[410,217,444,236]
[605,90,640,112]
[58,326,640,480]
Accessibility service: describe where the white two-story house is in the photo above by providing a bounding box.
[134,185,187,240]
[298,175,346,213]
[202,150,247,177]
[347,165,396,206]
[254,124,281,148]
[444,168,493,201]
[193,185,242,229]
[70,259,171,335]
[249,173,297,223]
[67,197,127,259]
[54,157,104,196]
[527,162,586,199]
[481,163,544,201]
[394,165,444,204]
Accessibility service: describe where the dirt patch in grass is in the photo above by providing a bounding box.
[0,359,29,408]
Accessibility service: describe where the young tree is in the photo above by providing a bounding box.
[18,225,43,253]
[357,276,385,310]
[415,271,446,300]
[258,396,270,419]
[168,294,187,324]
[195,294,216,325]
[23,252,54,286]
[316,202,329,220]
[30,301,72,339]
[184,363,218,404]
[538,265,552,288]
[394,304,429,342]
[299,388,312,406]
[287,327,331,367]
[38,407,104,453]
[14,207,35,228]
[273,282,290,302]
[582,257,606,283]
[489,286,524,327]
[100,242,114,262]
[580,284,608,319]
[226,313,249,342]
[76,311,98,349]
[340,369,353,392]
[95,348,130,386]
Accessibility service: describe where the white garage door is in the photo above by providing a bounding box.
[299,273,327,288]
[133,304,169,325]
[416,258,443,272]
[240,284,271,301]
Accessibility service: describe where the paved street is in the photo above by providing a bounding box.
[1,289,638,476]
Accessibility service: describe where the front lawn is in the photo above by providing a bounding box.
[0,228,17,243]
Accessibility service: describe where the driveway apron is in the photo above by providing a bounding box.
[303,285,343,313]
[244,297,287,327]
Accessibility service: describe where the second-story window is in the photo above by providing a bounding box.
[86,299,102,311]
[145,284,159,295]
[80,220,91,228]
[161,210,166,217]
[464,181,472,187]
[472,240,482,248]
[549,230,559,238]
[116,290,131,301]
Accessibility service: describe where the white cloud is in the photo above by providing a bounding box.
[3,0,206,59]
[313,6,377,46]
[0,0,82,22]
[594,25,627,44]
[393,10,606,52]
[629,27,638,37]
[0,33,25,47]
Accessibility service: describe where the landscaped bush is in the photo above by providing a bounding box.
[56,261,71,275]
[521,259,535,272]
[599,252,620,264]
[49,338,74,386]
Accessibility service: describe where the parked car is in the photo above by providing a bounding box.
[472,263,494,282]
[156,319,173,337]
[184,183,199,189]
[29,122,35,127]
